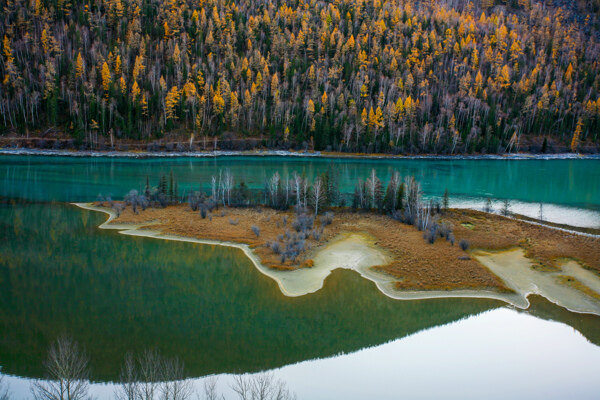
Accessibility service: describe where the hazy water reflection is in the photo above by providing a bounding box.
[3,307,600,399]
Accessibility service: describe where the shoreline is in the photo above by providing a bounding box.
[3,148,600,160]
[74,203,600,316]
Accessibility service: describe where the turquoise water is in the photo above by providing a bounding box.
[1,156,598,209]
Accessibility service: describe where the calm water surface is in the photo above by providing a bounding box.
[1,155,598,206]
[0,155,599,398]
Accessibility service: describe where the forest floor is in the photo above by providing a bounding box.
[104,204,600,293]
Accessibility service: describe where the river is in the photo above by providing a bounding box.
[0,155,599,399]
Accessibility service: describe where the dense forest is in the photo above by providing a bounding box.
[1,0,599,153]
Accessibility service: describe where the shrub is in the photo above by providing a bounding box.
[459,239,469,251]
[448,233,455,246]
[312,229,321,241]
[157,193,167,208]
[292,213,314,232]
[270,241,281,254]
[112,203,125,217]
[319,212,334,226]
[422,221,440,244]
[439,222,453,239]
[424,229,436,244]
[200,207,207,219]
[229,218,239,225]
[220,210,226,217]
[282,216,288,226]
[251,225,260,237]
[188,191,204,211]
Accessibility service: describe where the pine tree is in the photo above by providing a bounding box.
[165,87,180,121]
[101,62,111,97]
[442,189,449,213]
[571,118,583,153]
[159,175,168,196]
[144,176,151,198]
[75,52,84,79]
[168,170,174,201]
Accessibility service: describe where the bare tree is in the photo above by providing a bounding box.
[137,349,162,400]
[310,177,324,216]
[301,179,309,209]
[404,176,422,225]
[223,170,234,206]
[389,171,401,210]
[230,373,295,400]
[31,336,91,400]
[116,350,192,400]
[268,172,281,208]
[114,353,138,400]
[0,367,11,400]
[292,172,302,207]
[365,169,382,209]
[284,178,291,207]
[159,356,192,400]
[202,377,222,400]
[211,176,218,204]
[230,375,252,400]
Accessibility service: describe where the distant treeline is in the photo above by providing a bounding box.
[1,0,600,153]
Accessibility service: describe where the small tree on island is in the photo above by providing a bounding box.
[484,197,493,213]
[310,176,326,215]
[501,199,511,217]
[442,189,449,213]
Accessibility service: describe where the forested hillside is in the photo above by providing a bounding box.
[1,0,599,153]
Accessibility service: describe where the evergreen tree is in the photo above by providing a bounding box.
[442,189,449,213]
[159,175,168,195]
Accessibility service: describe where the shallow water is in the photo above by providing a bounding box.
[472,249,600,314]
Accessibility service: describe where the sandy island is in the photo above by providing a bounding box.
[75,203,600,315]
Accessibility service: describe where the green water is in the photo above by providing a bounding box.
[0,201,504,380]
[1,156,599,209]
[1,202,600,383]
[0,155,599,385]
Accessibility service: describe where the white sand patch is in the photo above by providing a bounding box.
[472,248,600,315]
[256,232,391,296]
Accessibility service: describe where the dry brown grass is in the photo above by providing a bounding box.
[106,204,599,293]
[111,205,331,270]
[445,209,600,273]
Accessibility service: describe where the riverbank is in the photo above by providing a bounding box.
[76,203,600,315]
[2,147,600,160]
